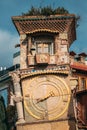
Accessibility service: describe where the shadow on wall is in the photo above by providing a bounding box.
[68,92,76,130]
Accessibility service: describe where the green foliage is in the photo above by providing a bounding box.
[24,6,40,16]
[41,6,53,16]
[6,105,16,122]
[54,7,69,14]
[6,105,17,130]
[0,95,8,130]
[22,6,80,28]
[22,6,69,16]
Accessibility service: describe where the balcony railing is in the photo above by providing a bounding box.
[27,54,58,65]
[27,52,72,66]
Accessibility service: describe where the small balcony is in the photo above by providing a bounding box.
[27,54,58,65]
[36,53,49,64]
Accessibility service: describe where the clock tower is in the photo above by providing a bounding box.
[10,14,77,130]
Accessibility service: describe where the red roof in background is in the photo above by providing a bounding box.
[71,62,87,71]
[78,52,87,57]
[70,51,76,56]
[70,52,87,57]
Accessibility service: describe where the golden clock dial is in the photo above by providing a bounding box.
[23,75,70,120]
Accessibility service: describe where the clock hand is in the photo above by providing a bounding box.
[36,91,55,103]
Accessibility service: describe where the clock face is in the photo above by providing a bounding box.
[23,75,70,120]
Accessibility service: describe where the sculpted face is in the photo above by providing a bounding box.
[23,75,70,120]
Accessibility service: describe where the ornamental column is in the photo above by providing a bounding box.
[9,71,25,124]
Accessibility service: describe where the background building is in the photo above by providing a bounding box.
[70,51,87,129]
[0,64,20,130]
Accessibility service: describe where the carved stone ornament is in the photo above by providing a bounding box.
[9,71,20,83]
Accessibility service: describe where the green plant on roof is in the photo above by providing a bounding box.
[22,6,80,27]
[22,6,69,16]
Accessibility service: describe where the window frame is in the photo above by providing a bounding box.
[36,41,54,55]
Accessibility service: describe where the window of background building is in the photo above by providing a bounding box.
[81,78,86,90]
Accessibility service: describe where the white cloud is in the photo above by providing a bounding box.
[0,30,19,67]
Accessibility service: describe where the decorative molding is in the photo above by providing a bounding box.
[20,68,69,79]
[9,71,20,84]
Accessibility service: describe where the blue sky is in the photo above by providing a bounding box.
[0,0,87,68]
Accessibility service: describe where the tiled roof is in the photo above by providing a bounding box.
[71,62,87,71]
[12,14,76,44]
[78,53,87,57]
